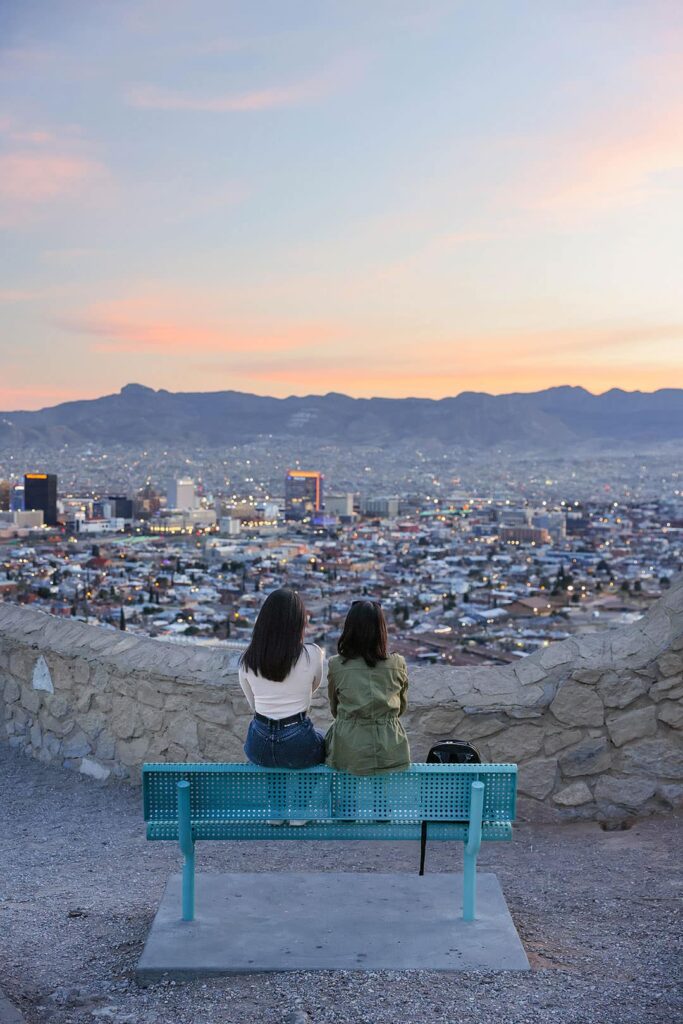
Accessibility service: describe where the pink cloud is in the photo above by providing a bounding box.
[127,52,364,112]
[0,152,103,204]
[58,297,337,355]
[0,144,110,228]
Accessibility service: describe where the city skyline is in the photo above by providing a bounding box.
[2,1,683,408]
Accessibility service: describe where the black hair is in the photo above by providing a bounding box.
[338,600,388,668]
[241,588,307,681]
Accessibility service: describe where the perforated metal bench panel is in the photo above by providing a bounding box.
[143,763,517,841]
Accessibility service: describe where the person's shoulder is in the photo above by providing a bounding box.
[387,652,407,670]
[304,642,324,662]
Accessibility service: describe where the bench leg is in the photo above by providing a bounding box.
[177,781,195,922]
[463,780,484,922]
[182,849,195,922]
[463,849,477,922]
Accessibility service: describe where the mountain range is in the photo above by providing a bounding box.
[1,384,682,448]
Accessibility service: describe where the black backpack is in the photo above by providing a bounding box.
[419,740,482,876]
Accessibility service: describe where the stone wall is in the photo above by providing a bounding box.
[1,577,681,821]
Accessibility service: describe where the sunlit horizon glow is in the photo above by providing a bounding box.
[1,1,682,411]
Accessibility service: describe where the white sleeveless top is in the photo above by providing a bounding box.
[238,643,324,719]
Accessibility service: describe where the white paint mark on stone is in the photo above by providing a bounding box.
[32,655,54,693]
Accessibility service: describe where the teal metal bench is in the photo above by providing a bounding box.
[142,762,517,923]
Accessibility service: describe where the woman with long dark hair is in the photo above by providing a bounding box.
[325,600,410,775]
[239,588,325,768]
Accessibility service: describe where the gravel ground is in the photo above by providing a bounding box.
[1,743,681,1024]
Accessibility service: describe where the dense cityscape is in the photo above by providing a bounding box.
[1,442,681,666]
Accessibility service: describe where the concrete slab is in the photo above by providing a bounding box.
[0,989,25,1024]
[137,872,529,979]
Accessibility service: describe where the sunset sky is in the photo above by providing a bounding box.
[1,0,682,410]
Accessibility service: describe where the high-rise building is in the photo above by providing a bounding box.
[167,477,197,510]
[285,470,323,520]
[24,473,58,526]
[10,485,24,512]
[0,479,10,511]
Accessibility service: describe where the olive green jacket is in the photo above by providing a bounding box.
[325,652,410,775]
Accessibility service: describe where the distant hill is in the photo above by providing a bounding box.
[1,383,682,448]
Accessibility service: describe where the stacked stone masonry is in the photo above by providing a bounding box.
[0,576,682,821]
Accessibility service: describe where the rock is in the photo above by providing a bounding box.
[597,671,648,709]
[110,697,140,740]
[657,783,683,807]
[166,715,199,751]
[80,757,111,781]
[571,669,602,684]
[517,758,558,799]
[456,714,506,739]
[486,724,544,762]
[656,652,683,678]
[513,659,547,686]
[559,737,612,777]
[38,711,75,737]
[62,729,92,758]
[32,654,54,693]
[605,706,657,747]
[45,694,72,719]
[657,701,683,729]
[540,642,576,669]
[29,722,42,749]
[553,781,593,806]
[416,707,465,735]
[194,700,240,727]
[95,731,117,761]
[550,683,604,727]
[544,729,584,755]
[618,738,683,778]
[594,775,656,809]
[3,677,20,703]
[116,736,150,766]
[20,688,41,714]
[649,678,683,702]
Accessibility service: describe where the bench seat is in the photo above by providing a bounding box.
[143,761,517,922]
[146,819,514,841]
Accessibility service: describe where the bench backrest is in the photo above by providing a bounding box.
[143,763,517,824]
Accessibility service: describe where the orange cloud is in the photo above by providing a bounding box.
[212,360,683,399]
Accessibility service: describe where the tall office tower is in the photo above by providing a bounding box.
[167,477,197,510]
[24,473,58,526]
[10,485,24,512]
[0,479,10,511]
[284,470,323,520]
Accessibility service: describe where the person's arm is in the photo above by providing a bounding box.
[327,662,339,717]
[238,665,256,713]
[311,645,324,695]
[398,657,409,716]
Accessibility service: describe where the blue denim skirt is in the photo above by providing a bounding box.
[244,714,326,769]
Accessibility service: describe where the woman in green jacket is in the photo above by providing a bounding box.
[325,600,410,775]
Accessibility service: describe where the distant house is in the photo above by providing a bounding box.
[505,596,553,617]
